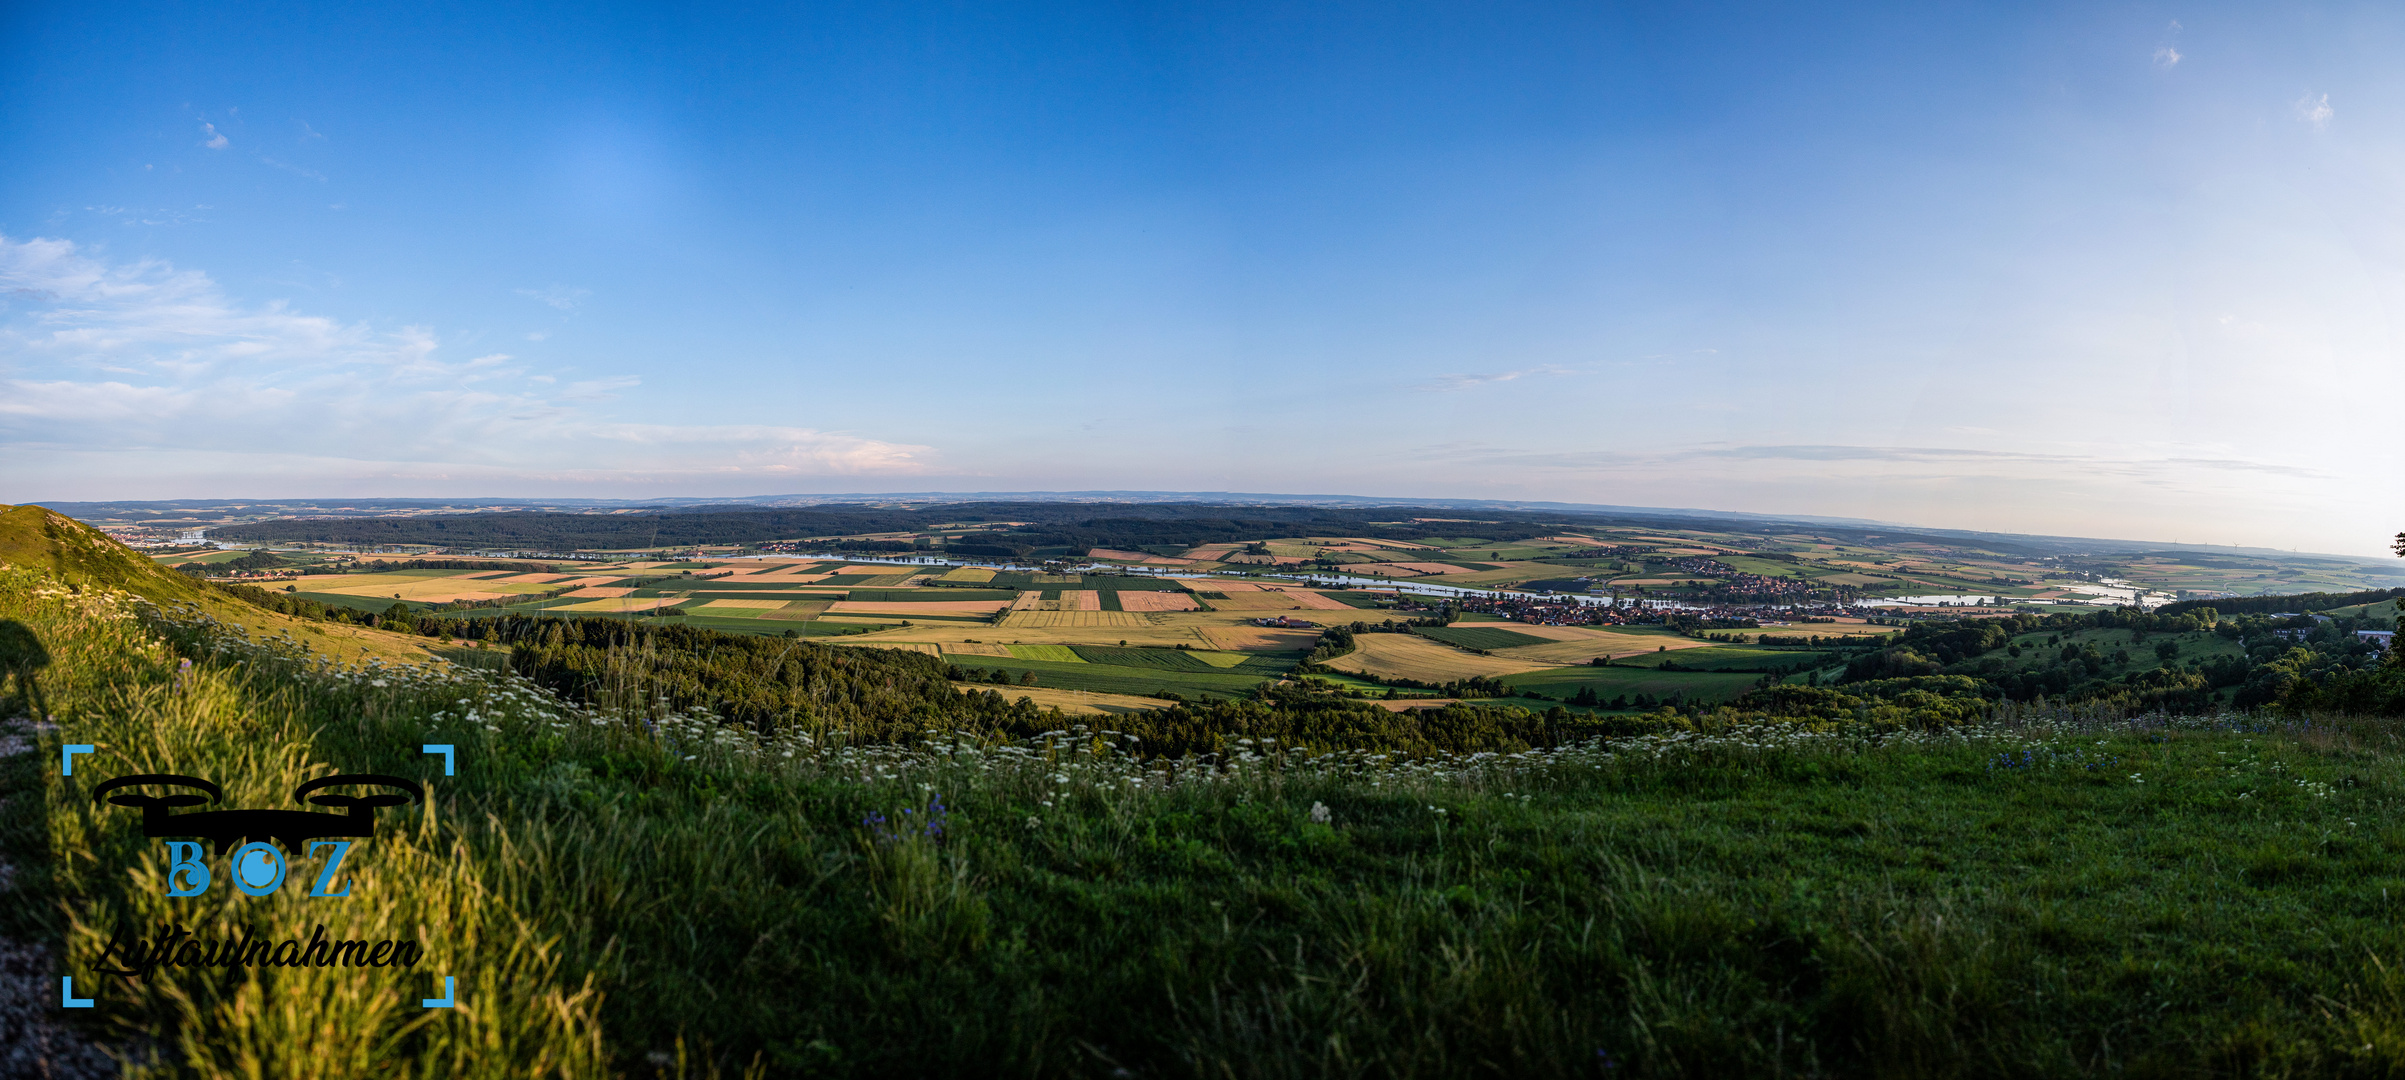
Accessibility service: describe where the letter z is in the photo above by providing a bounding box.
[307,841,354,898]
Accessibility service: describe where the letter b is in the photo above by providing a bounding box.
[165,841,210,897]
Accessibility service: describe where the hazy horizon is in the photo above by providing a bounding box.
[5,2,2401,556]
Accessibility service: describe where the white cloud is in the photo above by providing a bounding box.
[2152,46,2180,68]
[1415,364,1581,392]
[2296,92,2333,129]
[296,120,324,141]
[517,285,590,311]
[0,235,936,486]
[524,331,549,342]
[201,123,228,149]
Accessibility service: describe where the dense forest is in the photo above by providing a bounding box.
[2156,586,2403,617]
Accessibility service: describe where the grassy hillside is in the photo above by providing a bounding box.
[0,504,441,664]
[13,508,2405,1075]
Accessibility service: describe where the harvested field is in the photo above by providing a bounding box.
[998,611,1151,629]
[1257,588,1353,610]
[492,573,576,584]
[1490,632,1720,666]
[836,565,910,576]
[937,567,996,583]
[1198,626,1323,652]
[1008,590,1045,612]
[829,600,1012,615]
[1117,591,1199,612]
[1413,626,1555,650]
[943,642,1014,657]
[829,640,944,656]
[1199,593,1325,612]
[293,575,526,602]
[1323,634,1547,682]
[551,597,688,613]
[558,586,634,599]
[1064,590,1102,611]
[1180,579,1261,591]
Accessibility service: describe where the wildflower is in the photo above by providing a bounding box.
[1309,801,1332,824]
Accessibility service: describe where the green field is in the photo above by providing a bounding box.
[1500,665,1766,704]
[1068,645,1297,676]
[1412,625,1555,650]
[1618,646,1838,671]
[939,655,1277,699]
[1004,643,1084,662]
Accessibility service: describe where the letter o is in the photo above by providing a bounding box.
[231,842,287,897]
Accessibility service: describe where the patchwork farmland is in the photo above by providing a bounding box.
[163,502,2305,721]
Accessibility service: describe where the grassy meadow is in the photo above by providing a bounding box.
[14,547,2405,1077]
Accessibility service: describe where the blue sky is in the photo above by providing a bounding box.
[2,1,2400,553]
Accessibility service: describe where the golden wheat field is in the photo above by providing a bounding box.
[1323,633,1546,681]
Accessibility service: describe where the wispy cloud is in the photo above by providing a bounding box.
[2152,46,2181,68]
[201,123,228,150]
[1415,364,1581,392]
[296,120,324,141]
[0,235,936,483]
[2296,92,2333,129]
[518,285,590,311]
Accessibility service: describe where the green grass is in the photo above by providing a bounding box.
[1500,665,1766,704]
[26,528,2405,1075]
[1412,625,1555,650]
[1005,644,1084,662]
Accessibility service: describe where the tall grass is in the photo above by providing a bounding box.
[10,562,2405,1076]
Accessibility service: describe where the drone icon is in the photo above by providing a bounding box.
[91,773,425,856]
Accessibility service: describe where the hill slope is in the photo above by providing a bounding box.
[0,503,439,662]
